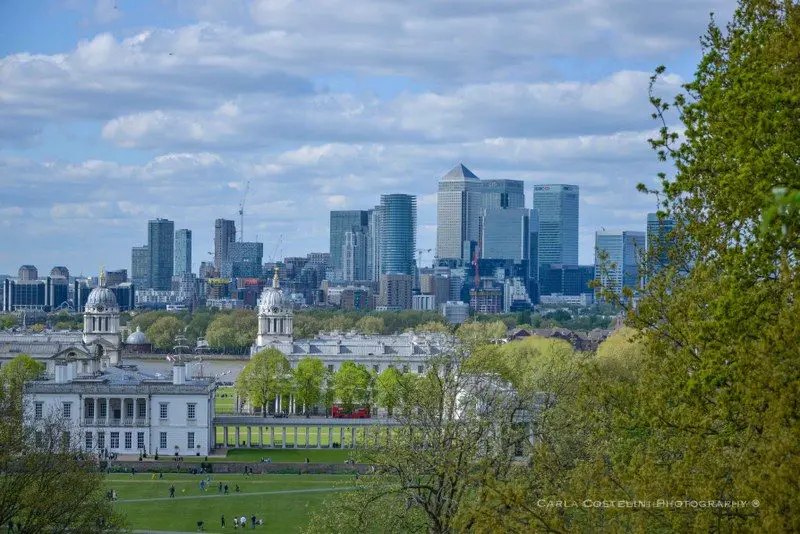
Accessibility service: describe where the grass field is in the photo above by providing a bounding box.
[109,473,349,532]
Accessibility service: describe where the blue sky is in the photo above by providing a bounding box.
[0,0,735,276]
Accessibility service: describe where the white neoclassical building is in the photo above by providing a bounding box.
[253,269,450,374]
[22,273,217,456]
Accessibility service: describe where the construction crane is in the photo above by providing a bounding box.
[268,234,284,263]
[416,248,433,269]
[238,180,250,242]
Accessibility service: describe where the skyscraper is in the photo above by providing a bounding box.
[148,218,174,290]
[594,230,646,299]
[532,184,579,265]
[380,194,417,276]
[214,219,236,272]
[436,164,482,262]
[223,241,264,278]
[646,212,677,275]
[366,205,381,282]
[342,231,367,282]
[480,179,525,211]
[131,245,149,289]
[174,229,192,276]
[329,210,369,280]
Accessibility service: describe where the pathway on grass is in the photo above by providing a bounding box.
[118,486,349,503]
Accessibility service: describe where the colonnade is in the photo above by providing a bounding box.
[216,423,395,449]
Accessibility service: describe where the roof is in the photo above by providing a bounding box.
[256,331,452,359]
[0,332,88,359]
[23,365,215,394]
[442,163,480,182]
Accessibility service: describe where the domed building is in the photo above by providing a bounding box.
[82,270,122,366]
[125,326,152,353]
[255,268,293,345]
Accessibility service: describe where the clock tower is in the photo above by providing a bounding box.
[83,269,122,366]
[256,267,293,347]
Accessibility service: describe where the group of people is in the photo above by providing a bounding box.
[106,489,118,502]
[220,515,264,529]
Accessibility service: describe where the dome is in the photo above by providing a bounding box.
[258,267,290,315]
[126,326,149,345]
[86,286,118,310]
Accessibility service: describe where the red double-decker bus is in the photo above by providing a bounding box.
[331,406,370,418]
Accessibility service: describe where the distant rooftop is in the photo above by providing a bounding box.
[442,163,480,182]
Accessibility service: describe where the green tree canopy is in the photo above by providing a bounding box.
[293,357,326,414]
[235,349,292,416]
[205,309,257,351]
[145,316,184,350]
[332,361,371,412]
[374,366,404,416]
[0,354,45,402]
[355,315,384,334]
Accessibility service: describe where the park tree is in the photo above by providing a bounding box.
[374,367,403,416]
[412,321,451,334]
[0,315,17,329]
[235,349,293,416]
[205,309,258,351]
[332,361,371,412]
[145,316,184,350]
[355,315,384,335]
[293,357,326,415]
[0,354,45,401]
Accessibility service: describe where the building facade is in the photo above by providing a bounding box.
[646,212,677,277]
[174,229,192,276]
[379,194,416,276]
[214,219,236,272]
[594,230,646,299]
[532,184,579,265]
[148,219,175,291]
[378,274,413,310]
[436,164,483,262]
[131,245,149,290]
[329,211,370,281]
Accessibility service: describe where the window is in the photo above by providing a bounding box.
[328,364,334,372]
[159,432,167,449]
[187,432,195,449]
[125,402,134,418]
[85,402,94,418]
[124,432,132,449]
[85,432,93,450]
[187,403,197,421]
[417,365,424,374]
[97,432,105,449]
[34,402,43,420]
[159,403,168,419]
[62,402,72,418]
[138,402,147,419]
[110,432,119,449]
[373,364,379,372]
[137,432,145,450]
[402,365,409,373]
[99,401,107,418]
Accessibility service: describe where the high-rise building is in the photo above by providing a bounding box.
[148,218,174,291]
[538,264,594,296]
[342,231,367,282]
[131,246,149,289]
[50,266,70,279]
[105,269,127,287]
[366,205,381,282]
[174,229,192,276]
[436,164,483,262]
[533,185,579,265]
[646,213,677,276]
[199,261,216,279]
[480,179,525,211]
[214,219,236,272]
[18,265,38,281]
[594,230,646,299]
[380,194,417,276]
[329,211,370,280]
[223,242,264,278]
[378,274,413,310]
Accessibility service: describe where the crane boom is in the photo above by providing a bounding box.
[238,180,250,242]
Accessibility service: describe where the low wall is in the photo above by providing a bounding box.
[108,460,367,475]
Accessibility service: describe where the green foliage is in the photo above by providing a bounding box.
[0,354,45,401]
[374,367,403,415]
[332,361,371,412]
[145,316,184,350]
[293,357,326,414]
[235,348,293,415]
[0,315,17,329]
[354,315,384,334]
[205,309,257,351]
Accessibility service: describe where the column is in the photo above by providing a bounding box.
[351,427,356,449]
[247,427,252,448]
[234,427,240,448]
[259,427,264,448]
[94,398,99,425]
[282,427,286,449]
[328,427,333,449]
[106,398,110,426]
[223,426,229,446]
[294,426,298,448]
[274,396,279,413]
[339,427,345,449]
[317,425,322,448]
[270,427,275,447]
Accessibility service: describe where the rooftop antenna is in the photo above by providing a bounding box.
[238,180,251,242]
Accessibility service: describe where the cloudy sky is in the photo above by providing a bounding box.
[0,0,733,276]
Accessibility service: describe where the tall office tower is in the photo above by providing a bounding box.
[214,219,236,272]
[481,207,540,298]
[594,230,646,299]
[532,184,579,265]
[306,252,330,268]
[480,179,525,210]
[50,266,70,279]
[379,274,413,310]
[646,213,677,275]
[105,269,127,286]
[174,229,192,276]
[131,245,149,289]
[223,242,264,278]
[329,210,370,280]
[380,194,417,276]
[436,164,483,263]
[199,261,216,279]
[342,231,367,282]
[147,218,175,290]
[366,205,382,282]
[18,265,38,281]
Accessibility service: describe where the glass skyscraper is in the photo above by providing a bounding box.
[131,245,149,289]
[148,218,174,290]
[214,219,236,272]
[646,212,677,275]
[594,230,646,299]
[532,184,579,265]
[174,229,192,276]
[380,194,417,276]
[329,210,370,280]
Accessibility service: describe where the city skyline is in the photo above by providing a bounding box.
[0,1,737,274]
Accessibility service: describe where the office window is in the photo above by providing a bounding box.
[137,432,145,450]
[34,402,43,420]
[187,432,195,450]
[110,432,119,449]
[187,403,196,421]
[62,402,72,418]
[159,403,168,419]
[124,432,132,449]
[85,432,93,450]
[97,432,105,449]
[160,432,167,449]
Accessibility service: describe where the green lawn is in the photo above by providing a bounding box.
[224,448,355,463]
[216,386,236,414]
[109,473,350,532]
